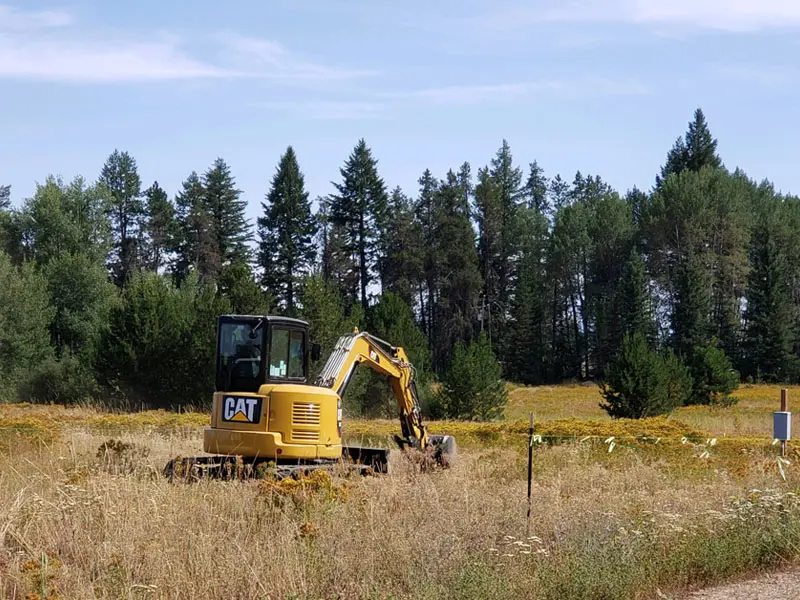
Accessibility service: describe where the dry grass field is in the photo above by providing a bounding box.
[506,381,797,436]
[1,385,799,599]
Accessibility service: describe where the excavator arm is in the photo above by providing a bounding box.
[314,329,430,450]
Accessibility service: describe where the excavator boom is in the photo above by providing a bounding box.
[314,330,428,449]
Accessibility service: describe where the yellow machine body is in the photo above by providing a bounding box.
[204,384,342,460]
[163,314,454,480]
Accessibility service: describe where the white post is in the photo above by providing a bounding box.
[775,389,791,458]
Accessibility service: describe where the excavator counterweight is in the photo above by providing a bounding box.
[164,315,456,481]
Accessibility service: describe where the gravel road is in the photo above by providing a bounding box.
[679,567,800,600]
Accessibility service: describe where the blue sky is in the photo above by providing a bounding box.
[1,0,799,226]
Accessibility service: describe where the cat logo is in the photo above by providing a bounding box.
[222,396,262,424]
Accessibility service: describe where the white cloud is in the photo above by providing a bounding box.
[381,77,651,106]
[255,100,386,120]
[0,36,232,82]
[217,33,377,82]
[484,0,800,32]
[709,63,797,85]
[0,4,73,30]
[622,0,800,31]
[380,82,532,105]
[0,5,373,84]
[254,76,650,121]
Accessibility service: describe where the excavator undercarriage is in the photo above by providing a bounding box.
[163,445,391,482]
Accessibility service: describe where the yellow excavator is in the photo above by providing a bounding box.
[164,314,456,480]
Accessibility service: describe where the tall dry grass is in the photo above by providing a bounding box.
[1,404,799,599]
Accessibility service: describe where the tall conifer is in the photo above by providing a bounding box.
[258,146,317,313]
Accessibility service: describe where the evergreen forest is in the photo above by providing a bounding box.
[0,108,791,418]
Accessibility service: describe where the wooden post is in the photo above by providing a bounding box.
[781,389,789,458]
[526,412,534,536]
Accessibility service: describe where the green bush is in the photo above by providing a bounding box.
[0,252,55,400]
[98,270,230,409]
[688,338,740,406]
[600,332,692,419]
[20,352,99,405]
[436,332,508,420]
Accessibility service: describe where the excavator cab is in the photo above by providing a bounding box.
[215,315,320,393]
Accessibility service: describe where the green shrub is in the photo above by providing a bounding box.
[436,332,507,420]
[688,338,740,406]
[600,332,692,419]
[19,353,99,405]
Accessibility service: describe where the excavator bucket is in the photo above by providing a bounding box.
[393,433,457,470]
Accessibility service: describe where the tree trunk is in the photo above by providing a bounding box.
[569,289,581,379]
[287,256,294,313]
[359,211,367,310]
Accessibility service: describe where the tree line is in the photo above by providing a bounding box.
[0,108,793,418]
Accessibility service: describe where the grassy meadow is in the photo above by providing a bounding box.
[1,384,799,599]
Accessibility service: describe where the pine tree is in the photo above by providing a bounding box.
[619,248,657,345]
[600,331,691,419]
[218,263,272,315]
[0,185,10,257]
[414,168,440,342]
[382,187,423,308]
[742,204,796,382]
[524,160,549,214]
[474,168,501,344]
[656,108,722,186]
[143,181,175,273]
[549,197,590,379]
[435,331,507,420]
[546,204,580,381]
[688,338,739,405]
[258,146,317,314]
[431,169,483,372]
[316,198,352,308]
[585,187,635,376]
[314,196,331,280]
[685,108,722,172]
[508,205,550,383]
[202,158,251,267]
[489,140,524,327]
[672,250,713,361]
[656,137,689,187]
[708,170,753,363]
[549,173,570,209]
[626,186,648,229]
[99,149,144,285]
[329,139,388,310]
[172,171,220,284]
[474,141,524,362]
[0,251,55,401]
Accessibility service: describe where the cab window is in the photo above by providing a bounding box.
[288,330,304,378]
[269,327,306,379]
[216,321,264,392]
